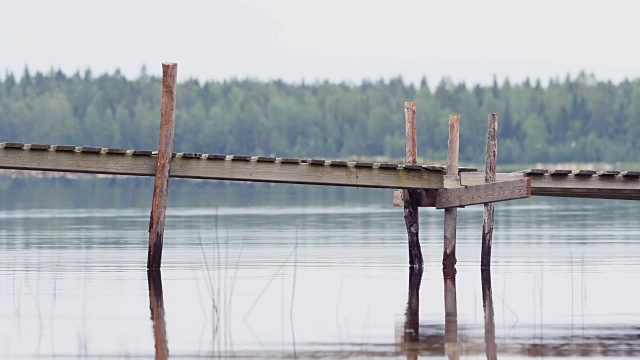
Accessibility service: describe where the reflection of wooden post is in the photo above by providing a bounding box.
[403,266,423,360]
[443,115,460,271]
[403,102,423,267]
[148,271,169,359]
[148,62,178,270]
[482,114,498,269]
[481,269,497,360]
[443,272,459,360]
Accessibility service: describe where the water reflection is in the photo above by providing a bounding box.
[147,270,169,360]
[481,269,497,360]
[443,271,459,360]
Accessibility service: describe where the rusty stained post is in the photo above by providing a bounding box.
[443,114,460,272]
[403,102,424,268]
[147,62,178,270]
[481,113,498,269]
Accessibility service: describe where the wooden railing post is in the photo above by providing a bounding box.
[147,62,178,270]
[443,114,460,272]
[481,113,498,269]
[403,102,423,267]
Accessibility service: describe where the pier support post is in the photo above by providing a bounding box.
[443,115,460,272]
[403,102,424,267]
[481,113,498,269]
[147,62,178,270]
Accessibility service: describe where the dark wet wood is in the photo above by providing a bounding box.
[281,158,301,164]
[257,156,276,162]
[621,171,640,177]
[107,148,128,154]
[394,189,437,207]
[355,162,373,167]
[573,169,596,176]
[231,155,251,161]
[549,169,572,175]
[443,114,460,271]
[54,145,76,151]
[482,113,498,269]
[80,146,101,153]
[403,102,423,268]
[309,159,326,165]
[206,154,227,160]
[148,62,177,271]
[598,170,621,176]
[147,270,169,360]
[525,168,548,175]
[2,142,25,148]
[29,144,51,150]
[424,165,445,171]
[329,160,348,166]
[481,269,497,360]
[181,152,201,158]
[133,150,154,156]
[403,165,422,170]
[379,163,398,169]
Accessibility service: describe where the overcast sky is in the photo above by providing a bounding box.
[2,0,639,87]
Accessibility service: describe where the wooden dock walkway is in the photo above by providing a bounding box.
[2,143,638,200]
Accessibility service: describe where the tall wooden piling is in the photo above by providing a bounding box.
[403,102,423,267]
[481,114,498,269]
[443,115,460,271]
[147,62,178,270]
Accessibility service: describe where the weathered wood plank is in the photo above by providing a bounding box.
[309,159,326,165]
[206,154,227,160]
[29,144,51,150]
[403,165,422,170]
[621,171,640,177]
[0,148,445,189]
[597,170,620,176]
[54,145,77,151]
[549,169,572,175]
[107,147,128,154]
[80,146,102,153]
[2,142,25,149]
[379,163,398,169]
[256,156,276,162]
[525,168,547,175]
[574,169,596,176]
[436,178,531,209]
[329,160,348,166]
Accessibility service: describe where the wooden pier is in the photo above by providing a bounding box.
[1,62,639,270]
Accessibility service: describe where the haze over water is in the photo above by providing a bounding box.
[2,183,640,358]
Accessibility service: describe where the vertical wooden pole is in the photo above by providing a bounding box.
[481,113,498,269]
[443,114,460,272]
[403,102,423,267]
[148,271,169,359]
[147,62,178,270]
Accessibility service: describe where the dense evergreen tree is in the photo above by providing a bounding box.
[1,68,639,164]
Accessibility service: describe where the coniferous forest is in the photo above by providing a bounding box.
[2,67,640,165]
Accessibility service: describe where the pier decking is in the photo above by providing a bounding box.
[2,143,638,200]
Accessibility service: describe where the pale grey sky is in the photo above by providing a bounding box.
[2,0,639,87]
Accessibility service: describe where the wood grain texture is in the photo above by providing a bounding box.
[403,101,423,268]
[148,62,177,271]
[436,178,531,209]
[444,114,461,271]
[0,148,446,189]
[482,113,498,269]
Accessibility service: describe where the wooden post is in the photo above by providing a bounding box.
[443,114,460,272]
[403,102,423,267]
[147,62,178,270]
[481,113,498,269]
[148,271,169,359]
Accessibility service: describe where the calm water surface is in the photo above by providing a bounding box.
[1,182,640,358]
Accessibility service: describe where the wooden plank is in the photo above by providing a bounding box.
[443,114,460,270]
[53,145,76,151]
[379,163,398,169]
[549,169,572,175]
[256,156,276,162]
[597,170,620,176]
[107,147,128,154]
[621,171,640,177]
[29,144,51,150]
[574,169,596,176]
[80,146,102,153]
[403,101,423,268]
[148,62,177,271]
[309,159,326,165]
[133,150,153,156]
[329,160,348,166]
[281,158,301,164]
[482,113,498,269]
[355,162,373,167]
[0,148,445,189]
[231,155,251,161]
[2,142,25,149]
[206,154,227,160]
[436,178,531,209]
[525,168,547,175]
[461,172,640,200]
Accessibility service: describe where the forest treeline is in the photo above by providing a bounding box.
[1,67,640,164]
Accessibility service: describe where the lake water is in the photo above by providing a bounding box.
[2,181,640,359]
